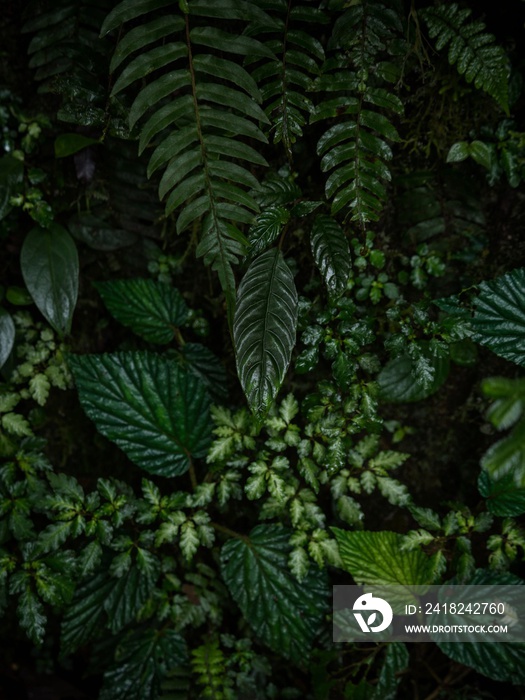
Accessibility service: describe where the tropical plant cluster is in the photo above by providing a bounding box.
[1,0,525,698]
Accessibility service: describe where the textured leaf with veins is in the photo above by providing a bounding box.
[233,248,298,418]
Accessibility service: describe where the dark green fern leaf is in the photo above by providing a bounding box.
[421,3,509,113]
[102,0,274,323]
[245,0,328,160]
[23,0,113,127]
[313,2,404,228]
[310,215,351,299]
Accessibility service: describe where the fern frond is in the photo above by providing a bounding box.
[102,0,274,323]
[313,2,404,228]
[245,0,328,160]
[421,4,509,114]
[191,637,231,699]
[23,0,112,125]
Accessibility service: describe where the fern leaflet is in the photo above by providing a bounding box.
[313,1,404,228]
[245,0,327,161]
[101,0,273,324]
[23,0,113,127]
[421,3,509,114]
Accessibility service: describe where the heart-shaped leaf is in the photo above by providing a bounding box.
[69,352,211,477]
[332,529,438,586]
[94,278,188,344]
[233,248,298,418]
[220,524,329,663]
[470,268,525,367]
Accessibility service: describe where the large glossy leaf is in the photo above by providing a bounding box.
[100,627,186,700]
[104,564,160,634]
[470,267,525,367]
[310,215,351,298]
[69,352,212,477]
[220,524,329,663]
[233,248,298,418]
[20,224,79,335]
[0,309,15,369]
[437,569,525,684]
[61,573,115,655]
[478,470,525,516]
[332,529,438,586]
[93,279,188,344]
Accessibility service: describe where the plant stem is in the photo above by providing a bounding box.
[211,522,249,542]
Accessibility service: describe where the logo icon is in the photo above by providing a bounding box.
[353,593,393,633]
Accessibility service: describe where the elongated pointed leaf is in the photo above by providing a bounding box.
[111,43,187,97]
[0,309,15,369]
[374,644,409,700]
[310,215,351,298]
[100,0,173,36]
[480,418,525,485]
[220,524,329,663]
[233,248,298,418]
[110,16,185,72]
[21,224,79,335]
[93,279,188,344]
[69,352,212,477]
